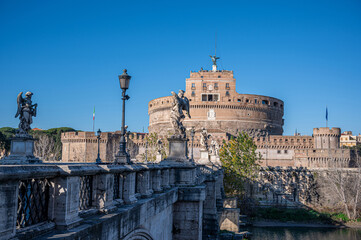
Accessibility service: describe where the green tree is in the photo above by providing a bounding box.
[141,132,168,162]
[219,132,261,197]
[0,127,16,156]
[30,127,76,160]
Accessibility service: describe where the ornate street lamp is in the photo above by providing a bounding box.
[190,127,195,161]
[96,129,102,164]
[116,69,131,164]
[145,141,148,163]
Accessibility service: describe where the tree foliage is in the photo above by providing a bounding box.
[140,132,168,162]
[0,127,76,160]
[219,132,261,197]
[0,127,16,155]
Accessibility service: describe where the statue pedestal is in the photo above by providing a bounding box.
[162,136,190,163]
[210,154,222,167]
[161,136,196,186]
[114,152,131,164]
[1,136,41,164]
[197,149,210,165]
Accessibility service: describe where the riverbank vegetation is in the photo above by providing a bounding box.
[254,207,361,224]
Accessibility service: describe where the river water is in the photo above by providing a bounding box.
[245,227,361,240]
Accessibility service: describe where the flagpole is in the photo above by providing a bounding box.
[326,106,328,128]
[93,106,95,132]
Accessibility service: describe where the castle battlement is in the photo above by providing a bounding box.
[313,127,341,137]
[255,135,314,149]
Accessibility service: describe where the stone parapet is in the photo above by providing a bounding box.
[0,161,221,240]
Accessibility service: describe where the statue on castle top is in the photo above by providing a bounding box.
[170,90,191,137]
[209,55,220,66]
[15,91,37,136]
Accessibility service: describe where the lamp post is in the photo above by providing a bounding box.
[96,129,102,164]
[145,141,148,163]
[190,127,195,161]
[116,69,131,164]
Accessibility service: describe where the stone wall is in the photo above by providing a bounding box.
[250,167,361,211]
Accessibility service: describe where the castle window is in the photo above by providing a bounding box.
[280,104,283,108]
[203,83,207,90]
[214,83,218,89]
[246,99,249,103]
[202,94,219,102]
[191,83,196,89]
[274,102,278,107]
[237,99,241,102]
[262,100,269,105]
[255,99,258,104]
[201,76,203,78]
[226,91,230,96]
[218,76,221,78]
[284,150,288,154]
[277,150,281,154]
[225,83,230,89]
[191,91,195,97]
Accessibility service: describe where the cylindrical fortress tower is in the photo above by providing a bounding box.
[313,127,341,149]
[148,67,284,137]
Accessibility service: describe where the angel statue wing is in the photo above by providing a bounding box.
[15,92,23,118]
[183,97,191,119]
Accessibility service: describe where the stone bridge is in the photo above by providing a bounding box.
[0,163,224,240]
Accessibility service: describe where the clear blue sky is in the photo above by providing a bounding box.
[1,0,360,136]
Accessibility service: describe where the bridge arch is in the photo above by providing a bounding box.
[122,228,154,240]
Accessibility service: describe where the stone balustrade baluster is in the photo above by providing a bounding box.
[0,180,18,239]
[122,172,137,204]
[93,173,116,213]
[151,169,163,193]
[136,169,153,198]
[50,176,82,229]
[161,168,170,190]
[169,168,175,187]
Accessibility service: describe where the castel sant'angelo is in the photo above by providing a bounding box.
[61,56,356,168]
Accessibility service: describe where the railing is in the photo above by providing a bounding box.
[113,173,121,200]
[79,175,93,210]
[0,162,211,238]
[17,178,51,228]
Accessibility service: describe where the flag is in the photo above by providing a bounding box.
[326,107,328,121]
[93,107,95,121]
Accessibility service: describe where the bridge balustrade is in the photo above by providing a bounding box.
[0,163,174,239]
